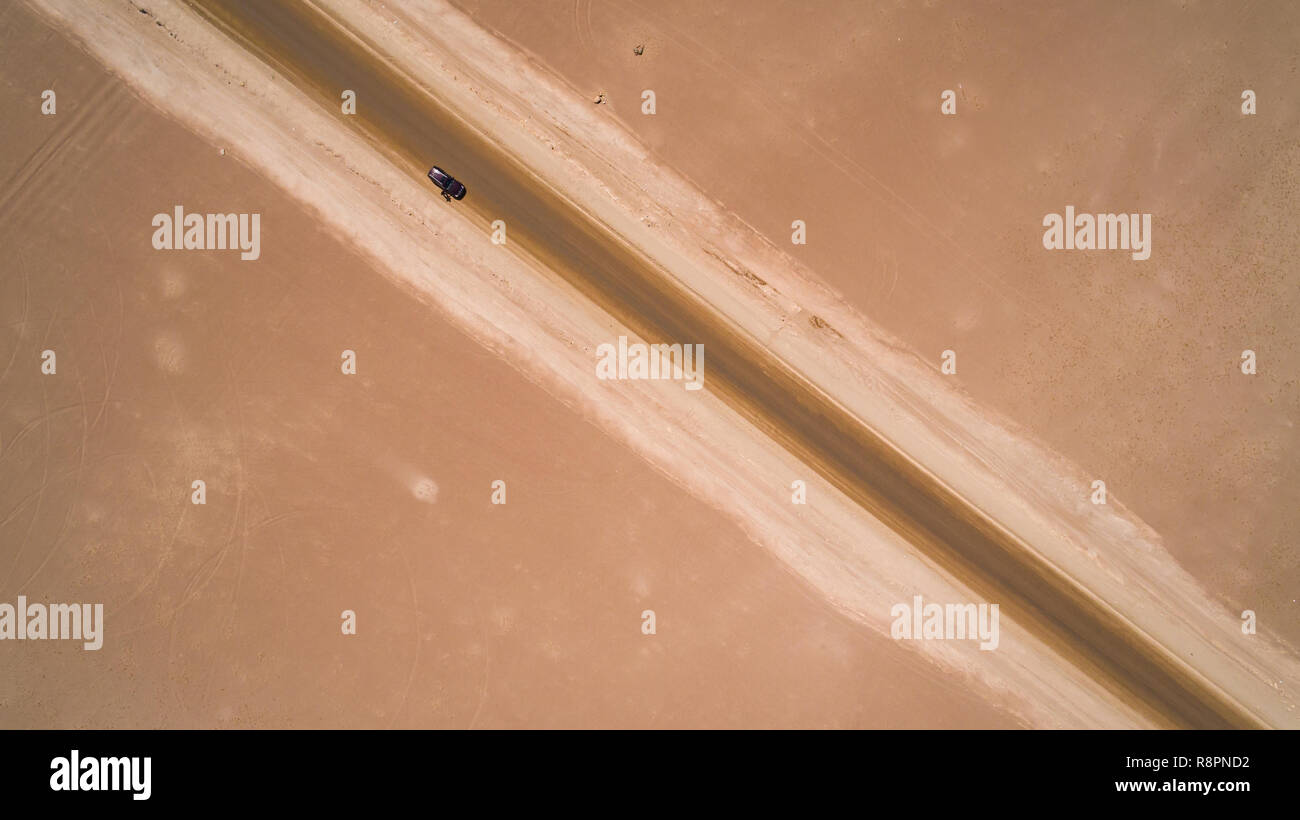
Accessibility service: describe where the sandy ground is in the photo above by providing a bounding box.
[0,2,1018,728]
[316,0,1300,724]
[7,0,1297,727]
[452,0,1300,649]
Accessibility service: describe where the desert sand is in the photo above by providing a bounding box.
[4,0,1297,727]
[454,0,1300,648]
[0,0,1016,729]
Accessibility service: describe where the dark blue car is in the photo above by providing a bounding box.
[427,166,467,201]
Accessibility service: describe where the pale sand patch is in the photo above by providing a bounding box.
[410,477,439,504]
